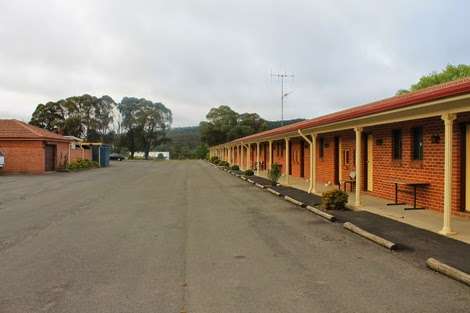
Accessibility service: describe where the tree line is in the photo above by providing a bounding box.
[30,95,172,159]
[199,105,304,146]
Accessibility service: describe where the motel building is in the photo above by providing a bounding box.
[209,79,470,239]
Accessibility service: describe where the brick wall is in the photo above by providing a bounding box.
[311,114,470,214]
[0,140,72,174]
[316,134,336,185]
[70,147,92,163]
[0,140,45,173]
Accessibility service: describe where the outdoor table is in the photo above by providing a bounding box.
[384,179,430,210]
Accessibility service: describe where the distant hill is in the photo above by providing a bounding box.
[157,118,305,159]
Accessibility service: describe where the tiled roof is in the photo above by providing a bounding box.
[0,119,71,141]
[230,78,470,144]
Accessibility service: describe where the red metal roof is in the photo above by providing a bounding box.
[0,119,72,141]
[231,78,470,144]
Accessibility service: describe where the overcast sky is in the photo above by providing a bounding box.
[1,1,469,127]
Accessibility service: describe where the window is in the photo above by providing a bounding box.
[392,129,402,160]
[319,138,325,158]
[412,127,423,160]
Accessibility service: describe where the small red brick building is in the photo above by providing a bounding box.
[211,78,470,235]
[0,119,73,174]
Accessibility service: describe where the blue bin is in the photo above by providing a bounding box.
[91,145,111,167]
[99,145,111,167]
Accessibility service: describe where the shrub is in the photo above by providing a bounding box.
[219,161,229,167]
[230,165,240,171]
[213,159,221,165]
[268,163,281,186]
[67,159,99,171]
[210,156,219,163]
[244,169,254,176]
[321,190,348,210]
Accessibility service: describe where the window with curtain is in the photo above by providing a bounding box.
[392,129,402,160]
[412,127,423,160]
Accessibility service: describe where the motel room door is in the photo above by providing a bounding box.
[45,144,56,172]
[334,137,340,185]
[367,134,374,192]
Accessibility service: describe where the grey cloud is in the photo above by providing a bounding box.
[1,0,469,126]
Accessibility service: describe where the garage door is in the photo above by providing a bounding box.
[45,145,56,171]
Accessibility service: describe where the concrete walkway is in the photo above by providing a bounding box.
[346,192,470,244]
[259,173,470,245]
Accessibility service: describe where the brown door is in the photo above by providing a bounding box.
[45,145,56,171]
[288,141,293,175]
[334,137,340,185]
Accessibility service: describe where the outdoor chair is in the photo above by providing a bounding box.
[342,171,356,192]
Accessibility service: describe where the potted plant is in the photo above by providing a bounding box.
[244,169,254,176]
[321,189,348,210]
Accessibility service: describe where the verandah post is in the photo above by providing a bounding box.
[439,113,457,235]
[285,137,290,185]
[354,127,363,207]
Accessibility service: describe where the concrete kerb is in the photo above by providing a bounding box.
[426,258,470,286]
[343,222,398,250]
[284,195,305,207]
[247,178,255,184]
[267,188,282,196]
[255,183,265,189]
[306,205,336,222]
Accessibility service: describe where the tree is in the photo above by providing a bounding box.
[200,105,269,146]
[397,64,470,94]
[200,105,239,146]
[199,105,305,147]
[118,97,172,159]
[136,101,172,160]
[194,144,209,159]
[30,101,65,132]
[30,94,116,140]
[228,113,267,139]
[118,97,141,158]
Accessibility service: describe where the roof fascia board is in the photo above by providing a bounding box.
[301,93,470,134]
[225,93,470,145]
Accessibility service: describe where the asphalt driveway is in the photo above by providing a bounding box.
[0,160,468,313]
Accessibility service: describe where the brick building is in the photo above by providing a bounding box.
[210,78,470,236]
[0,119,74,174]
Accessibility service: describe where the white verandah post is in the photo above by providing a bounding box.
[354,127,363,207]
[439,113,457,235]
[268,140,273,171]
[285,137,290,185]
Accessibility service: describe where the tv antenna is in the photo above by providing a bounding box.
[271,72,294,126]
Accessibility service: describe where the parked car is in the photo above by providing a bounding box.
[109,153,126,161]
